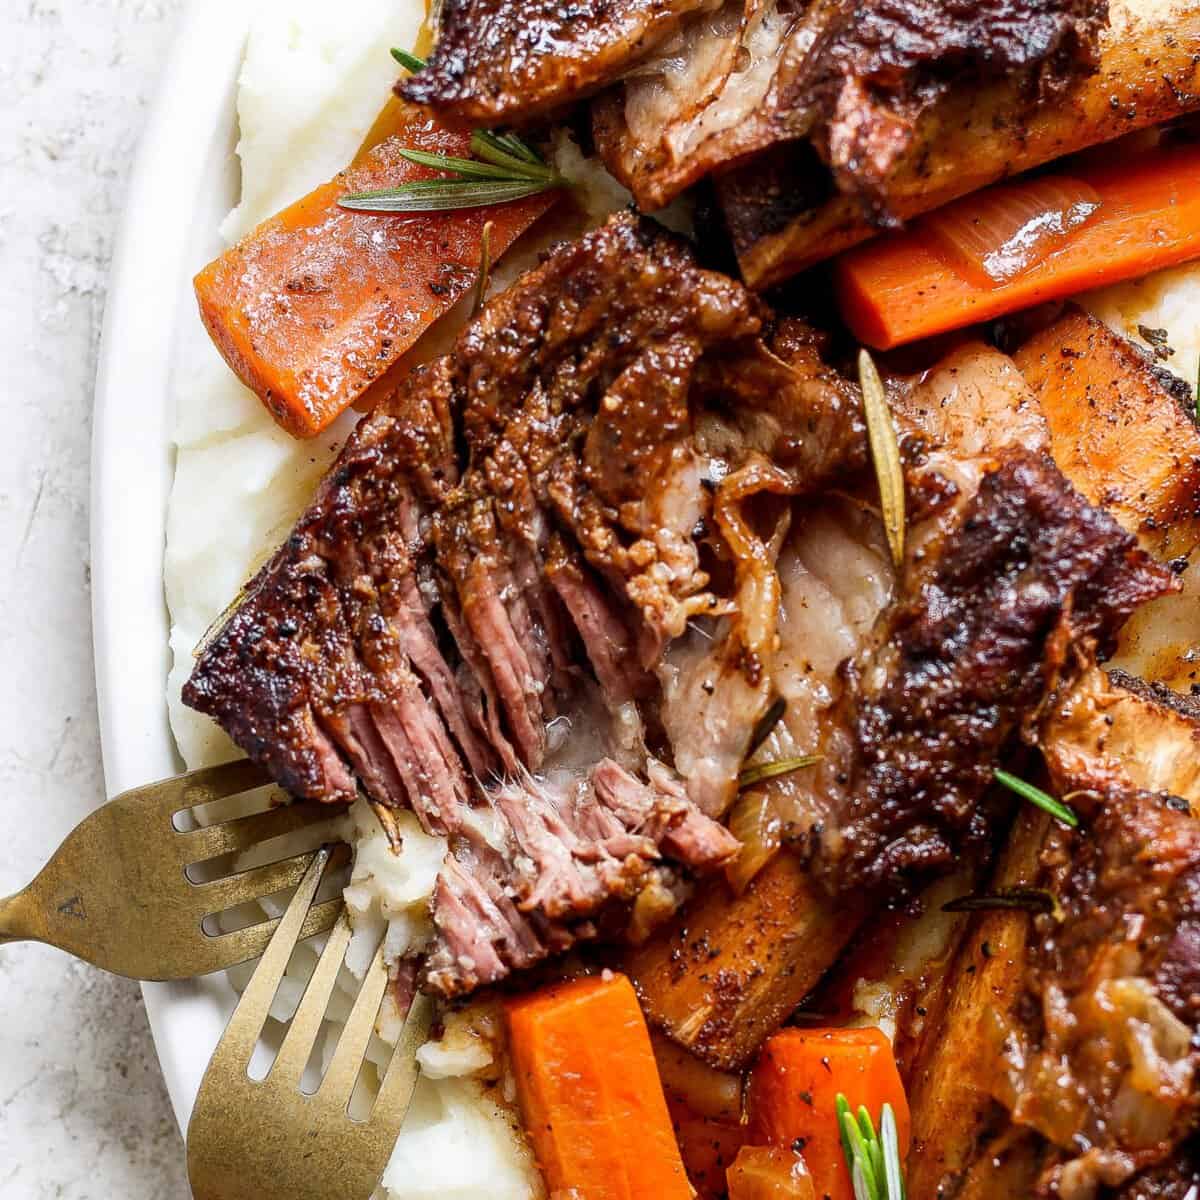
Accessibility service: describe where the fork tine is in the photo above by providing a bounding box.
[210,847,332,1070]
[196,897,344,975]
[373,990,436,1117]
[151,759,275,819]
[319,939,392,1104]
[175,799,341,865]
[270,913,354,1084]
[191,844,347,916]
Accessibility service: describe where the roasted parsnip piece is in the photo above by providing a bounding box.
[625,853,866,1070]
[724,0,1200,288]
[905,807,1050,1199]
[1043,666,1200,810]
[1014,308,1200,561]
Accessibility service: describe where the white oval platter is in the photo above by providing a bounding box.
[91,0,252,1130]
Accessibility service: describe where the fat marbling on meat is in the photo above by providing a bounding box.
[592,0,1107,212]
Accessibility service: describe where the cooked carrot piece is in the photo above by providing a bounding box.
[835,142,1200,350]
[506,973,693,1200]
[747,1028,910,1200]
[194,102,555,438]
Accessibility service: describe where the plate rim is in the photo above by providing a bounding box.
[90,0,252,1133]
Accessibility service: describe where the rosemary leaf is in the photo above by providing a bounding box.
[993,768,1079,828]
[391,47,427,73]
[470,130,555,181]
[843,1113,878,1200]
[836,1094,855,1168]
[474,128,546,167]
[838,1094,907,1200]
[881,1105,906,1200]
[860,1107,884,1188]
[858,349,906,569]
[747,696,787,758]
[492,131,545,165]
[737,755,822,791]
[395,147,533,180]
[852,1157,876,1200]
[473,220,494,317]
[942,887,1060,916]
[339,178,553,213]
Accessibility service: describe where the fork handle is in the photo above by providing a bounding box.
[0,890,39,946]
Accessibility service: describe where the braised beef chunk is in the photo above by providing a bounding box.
[906,668,1200,1200]
[425,758,739,996]
[398,0,717,123]
[1109,1142,1200,1200]
[810,0,1107,202]
[592,0,1107,213]
[185,213,862,993]
[815,452,1174,891]
[993,787,1200,1196]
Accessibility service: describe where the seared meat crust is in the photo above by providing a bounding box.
[181,379,462,808]
[818,451,1174,890]
[399,0,719,122]
[817,0,1105,199]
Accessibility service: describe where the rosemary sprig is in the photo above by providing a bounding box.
[390,46,427,73]
[858,350,906,570]
[942,887,1062,918]
[469,131,554,180]
[993,768,1079,828]
[341,178,553,212]
[747,697,788,758]
[738,755,822,791]
[837,1095,906,1200]
[483,130,544,166]
[473,220,494,316]
[391,147,532,180]
[340,51,565,214]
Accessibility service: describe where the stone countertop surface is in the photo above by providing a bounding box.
[0,3,189,1197]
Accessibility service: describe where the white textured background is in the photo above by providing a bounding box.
[0,3,189,1197]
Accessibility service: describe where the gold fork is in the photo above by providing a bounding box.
[0,759,346,979]
[188,846,434,1200]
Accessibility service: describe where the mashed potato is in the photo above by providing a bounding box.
[164,3,546,1195]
